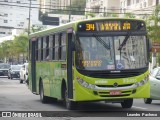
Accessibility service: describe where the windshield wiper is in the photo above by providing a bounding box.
[118,31,131,51]
[93,33,110,50]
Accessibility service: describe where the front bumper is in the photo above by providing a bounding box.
[11,73,20,78]
[0,71,8,76]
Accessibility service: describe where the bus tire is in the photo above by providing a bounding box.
[39,81,49,103]
[144,98,152,104]
[121,99,133,108]
[63,85,77,110]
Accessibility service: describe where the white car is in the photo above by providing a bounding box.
[20,63,28,83]
[144,67,160,104]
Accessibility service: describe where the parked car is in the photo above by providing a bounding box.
[0,63,10,76]
[8,65,22,79]
[20,63,28,84]
[144,67,160,104]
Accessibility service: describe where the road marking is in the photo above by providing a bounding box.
[132,106,147,110]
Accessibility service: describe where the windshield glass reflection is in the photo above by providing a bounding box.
[75,35,147,71]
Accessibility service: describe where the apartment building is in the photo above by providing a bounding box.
[0,0,41,37]
[85,0,120,17]
[39,0,59,13]
[39,0,71,13]
[120,0,160,17]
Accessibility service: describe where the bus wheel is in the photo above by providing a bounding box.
[121,99,133,108]
[144,98,152,104]
[39,81,49,103]
[64,86,77,110]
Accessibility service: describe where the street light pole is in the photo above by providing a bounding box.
[28,0,31,36]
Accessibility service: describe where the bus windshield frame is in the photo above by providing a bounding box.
[75,31,148,72]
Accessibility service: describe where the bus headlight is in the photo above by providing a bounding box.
[134,76,149,87]
[76,77,95,89]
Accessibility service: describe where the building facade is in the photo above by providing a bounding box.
[39,0,71,13]
[85,0,120,17]
[120,0,160,18]
[0,0,41,37]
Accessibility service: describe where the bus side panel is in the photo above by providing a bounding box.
[50,62,67,99]
[35,62,42,95]
[38,62,51,97]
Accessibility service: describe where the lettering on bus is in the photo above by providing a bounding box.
[99,22,131,31]
[123,78,137,83]
[78,20,145,32]
[86,24,95,31]
[82,60,102,67]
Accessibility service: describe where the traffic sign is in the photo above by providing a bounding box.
[42,16,59,26]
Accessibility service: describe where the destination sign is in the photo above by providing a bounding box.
[77,20,145,32]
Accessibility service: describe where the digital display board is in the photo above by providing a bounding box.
[77,20,145,32]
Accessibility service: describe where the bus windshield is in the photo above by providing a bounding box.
[76,35,148,71]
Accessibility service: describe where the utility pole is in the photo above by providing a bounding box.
[69,0,71,22]
[28,0,31,36]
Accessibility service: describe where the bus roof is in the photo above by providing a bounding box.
[29,17,145,38]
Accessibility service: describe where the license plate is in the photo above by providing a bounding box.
[110,90,121,95]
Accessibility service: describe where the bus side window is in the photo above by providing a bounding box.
[58,33,62,60]
[52,35,55,60]
[41,37,43,61]
[60,32,66,60]
[55,34,59,60]
[35,39,38,61]
[49,35,53,61]
[43,36,46,61]
[45,36,49,61]
[38,38,41,61]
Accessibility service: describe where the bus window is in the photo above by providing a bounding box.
[49,35,53,61]
[58,33,62,60]
[41,37,43,61]
[38,38,41,61]
[35,39,38,61]
[52,35,55,60]
[60,33,66,60]
[55,34,59,60]
[45,36,49,61]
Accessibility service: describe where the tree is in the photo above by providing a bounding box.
[124,12,136,18]
[146,5,160,68]
[13,34,29,63]
[0,41,12,62]
[85,12,96,18]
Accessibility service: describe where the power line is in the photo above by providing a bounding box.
[0,3,154,16]
[0,1,155,11]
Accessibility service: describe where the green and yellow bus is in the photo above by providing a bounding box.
[28,18,151,110]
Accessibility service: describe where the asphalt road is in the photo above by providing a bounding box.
[0,77,160,120]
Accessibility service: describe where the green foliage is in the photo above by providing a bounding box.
[124,12,136,18]
[85,12,96,18]
[31,25,45,33]
[106,13,119,17]
[146,4,160,42]
[146,4,160,65]
[0,34,29,63]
